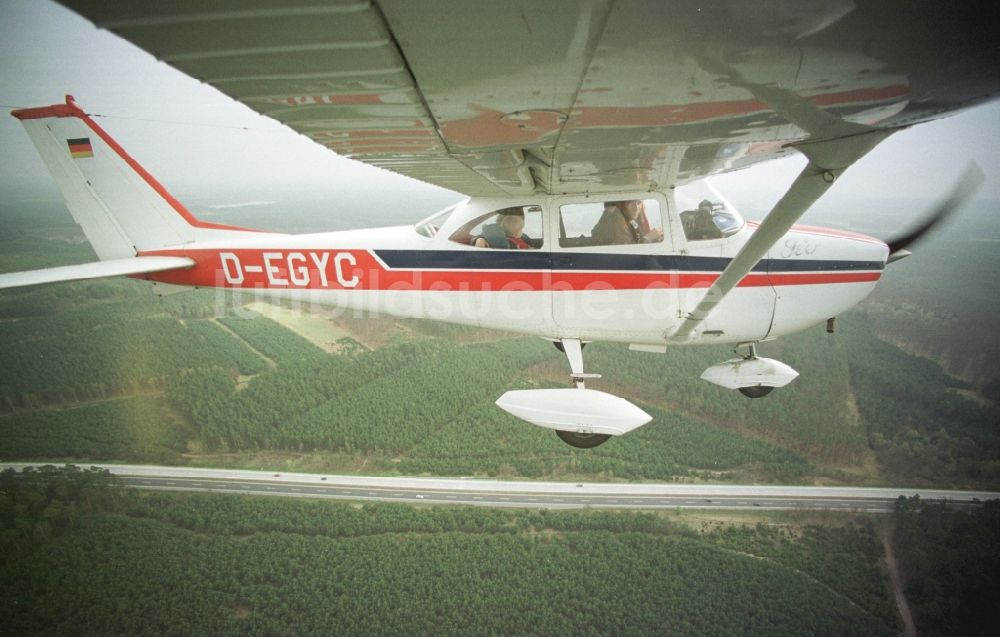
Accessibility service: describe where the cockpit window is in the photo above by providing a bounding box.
[414,204,457,238]
[558,198,664,248]
[675,180,744,241]
[449,205,543,249]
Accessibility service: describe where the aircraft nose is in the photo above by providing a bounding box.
[829,229,889,267]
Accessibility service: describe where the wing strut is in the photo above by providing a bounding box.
[669,129,894,341]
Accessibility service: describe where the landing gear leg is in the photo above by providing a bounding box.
[554,339,610,448]
[558,338,599,389]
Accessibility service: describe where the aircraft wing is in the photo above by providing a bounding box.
[61,1,999,196]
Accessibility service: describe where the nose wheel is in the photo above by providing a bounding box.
[700,341,799,398]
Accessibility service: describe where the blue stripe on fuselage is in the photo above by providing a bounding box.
[374,250,884,273]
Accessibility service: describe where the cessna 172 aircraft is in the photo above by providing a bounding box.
[2,1,997,447]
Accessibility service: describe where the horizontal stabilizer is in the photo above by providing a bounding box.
[0,256,194,290]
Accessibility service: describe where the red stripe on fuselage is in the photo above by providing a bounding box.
[137,248,882,291]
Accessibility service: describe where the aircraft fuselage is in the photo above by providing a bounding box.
[138,192,888,346]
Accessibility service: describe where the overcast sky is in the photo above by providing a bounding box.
[2,0,998,219]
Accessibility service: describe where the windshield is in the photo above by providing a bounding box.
[414,203,460,238]
[675,180,744,241]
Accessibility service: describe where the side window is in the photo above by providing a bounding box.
[449,205,543,249]
[558,198,664,248]
[675,181,744,242]
[679,200,739,241]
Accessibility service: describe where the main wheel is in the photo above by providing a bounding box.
[556,430,611,448]
[738,385,774,398]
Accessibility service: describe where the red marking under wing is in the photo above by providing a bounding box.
[440,105,564,147]
[262,94,386,106]
[573,84,908,129]
[138,248,881,291]
[436,84,910,147]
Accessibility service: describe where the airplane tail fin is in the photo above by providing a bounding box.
[12,95,261,261]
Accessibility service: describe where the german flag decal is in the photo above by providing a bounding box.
[67,137,93,159]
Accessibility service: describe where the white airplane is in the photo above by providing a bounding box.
[2,1,996,448]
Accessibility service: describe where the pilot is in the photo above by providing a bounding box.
[591,200,664,245]
[473,208,536,249]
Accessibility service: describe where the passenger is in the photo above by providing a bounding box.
[591,200,664,245]
[681,199,723,240]
[473,208,535,249]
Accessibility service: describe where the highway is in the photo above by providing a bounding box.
[3,463,997,512]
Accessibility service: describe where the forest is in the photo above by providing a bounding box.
[0,466,900,636]
[893,496,1000,637]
